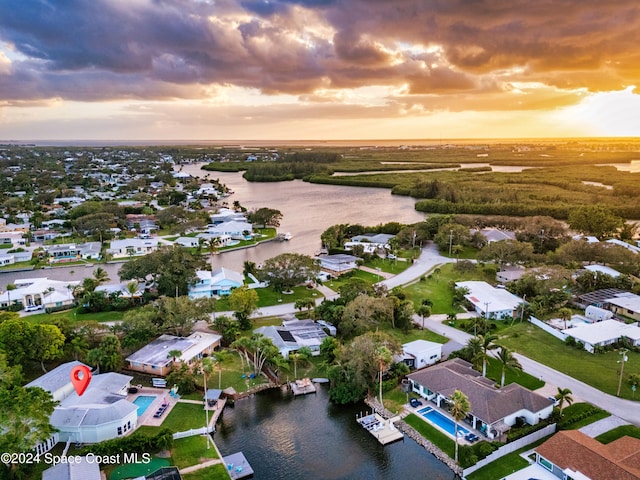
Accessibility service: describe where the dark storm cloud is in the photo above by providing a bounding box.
[0,0,638,104]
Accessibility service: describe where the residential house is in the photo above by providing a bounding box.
[496,267,526,284]
[27,362,138,447]
[95,282,147,302]
[209,207,246,224]
[535,430,640,479]
[196,232,232,247]
[471,228,517,244]
[606,239,640,254]
[0,249,32,266]
[316,254,360,275]
[0,277,78,310]
[254,320,328,359]
[31,229,63,242]
[189,268,244,298]
[400,340,443,369]
[107,239,159,259]
[604,292,640,322]
[0,231,27,246]
[584,264,622,278]
[42,456,101,480]
[344,233,395,254]
[174,236,201,248]
[0,222,30,233]
[44,242,102,263]
[208,220,253,239]
[562,319,640,353]
[125,332,221,376]
[407,358,553,440]
[456,280,525,319]
[576,288,627,309]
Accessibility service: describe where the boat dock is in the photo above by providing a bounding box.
[290,377,316,396]
[223,452,254,479]
[357,412,404,445]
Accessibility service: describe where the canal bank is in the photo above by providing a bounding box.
[214,384,455,479]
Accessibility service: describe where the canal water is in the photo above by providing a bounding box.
[214,384,455,480]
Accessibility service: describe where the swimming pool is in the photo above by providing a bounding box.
[133,395,156,416]
[418,407,469,437]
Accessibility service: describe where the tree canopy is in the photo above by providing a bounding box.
[247,207,283,227]
[260,253,319,292]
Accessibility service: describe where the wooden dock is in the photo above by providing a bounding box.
[357,412,404,445]
[290,377,316,396]
[223,452,254,479]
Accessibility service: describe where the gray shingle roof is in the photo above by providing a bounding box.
[25,361,88,394]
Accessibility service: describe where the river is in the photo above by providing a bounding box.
[0,165,425,289]
[214,385,455,480]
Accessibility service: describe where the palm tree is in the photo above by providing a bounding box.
[207,237,220,269]
[558,308,572,330]
[167,349,182,367]
[212,350,230,389]
[201,357,214,446]
[294,298,316,316]
[93,267,110,286]
[289,352,301,379]
[555,387,573,416]
[497,347,522,388]
[243,261,257,277]
[478,334,499,377]
[450,389,471,464]
[69,337,89,361]
[465,336,484,372]
[417,304,432,329]
[375,346,392,405]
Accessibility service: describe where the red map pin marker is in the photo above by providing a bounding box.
[70,365,92,396]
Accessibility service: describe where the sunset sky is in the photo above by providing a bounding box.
[1,0,640,141]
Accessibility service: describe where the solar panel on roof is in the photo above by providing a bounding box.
[277,330,296,342]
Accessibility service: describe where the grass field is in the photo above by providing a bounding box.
[404,413,455,458]
[28,307,126,324]
[596,424,640,443]
[171,435,219,469]
[183,464,229,480]
[496,322,640,399]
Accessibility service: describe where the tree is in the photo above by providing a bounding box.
[87,334,123,373]
[477,240,534,270]
[450,389,471,464]
[167,349,183,366]
[155,296,216,337]
[206,237,220,269]
[338,277,375,303]
[247,207,283,228]
[478,334,499,377]
[568,205,624,239]
[125,281,139,306]
[260,253,319,292]
[118,308,160,349]
[375,345,392,405]
[339,295,393,339]
[243,261,257,277]
[558,308,573,330]
[31,324,66,372]
[294,298,316,316]
[229,287,259,330]
[417,304,432,329]
[68,336,89,361]
[231,333,280,377]
[555,387,573,416]
[497,347,522,388]
[212,350,230,389]
[93,266,111,285]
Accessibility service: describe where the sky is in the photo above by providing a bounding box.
[1,0,640,141]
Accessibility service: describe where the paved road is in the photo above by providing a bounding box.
[379,242,455,289]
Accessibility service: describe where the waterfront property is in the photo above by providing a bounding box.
[107,238,159,258]
[407,358,553,441]
[125,332,222,376]
[535,430,640,479]
[316,253,361,275]
[344,233,395,254]
[27,362,138,449]
[42,456,101,480]
[44,241,102,263]
[189,267,244,298]
[0,277,78,310]
[417,406,469,437]
[254,319,328,359]
[133,395,157,416]
[223,452,254,480]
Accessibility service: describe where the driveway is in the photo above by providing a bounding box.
[379,242,455,289]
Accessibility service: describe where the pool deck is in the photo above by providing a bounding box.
[127,387,179,427]
[407,403,478,445]
[357,412,404,445]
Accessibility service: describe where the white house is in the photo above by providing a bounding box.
[606,239,640,254]
[189,268,244,298]
[456,281,525,319]
[344,233,395,253]
[107,238,159,258]
[562,319,640,353]
[585,305,614,322]
[584,264,622,278]
[42,456,101,480]
[174,236,201,248]
[604,292,640,322]
[408,358,553,440]
[254,320,328,359]
[208,220,253,239]
[45,242,102,263]
[400,340,442,369]
[27,363,138,446]
[471,228,516,244]
[316,254,360,275]
[0,277,78,310]
[209,208,246,224]
[125,332,222,376]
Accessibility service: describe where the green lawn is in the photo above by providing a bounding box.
[403,262,492,314]
[484,357,544,391]
[465,437,550,480]
[161,403,210,432]
[109,458,171,480]
[183,464,230,480]
[363,257,411,275]
[558,402,610,429]
[596,424,640,443]
[325,269,381,290]
[404,413,455,458]
[496,322,640,399]
[376,322,447,346]
[171,435,219,469]
[214,285,322,311]
[28,307,126,324]
[197,349,269,393]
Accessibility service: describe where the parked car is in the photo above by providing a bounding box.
[409,398,423,408]
[24,304,43,312]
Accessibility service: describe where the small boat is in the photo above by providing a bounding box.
[311,378,329,384]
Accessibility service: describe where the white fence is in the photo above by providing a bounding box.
[173,426,215,440]
[462,424,556,478]
[529,316,567,341]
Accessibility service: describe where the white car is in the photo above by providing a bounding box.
[24,304,43,312]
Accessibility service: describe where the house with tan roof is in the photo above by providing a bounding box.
[407,358,553,440]
[535,430,640,479]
